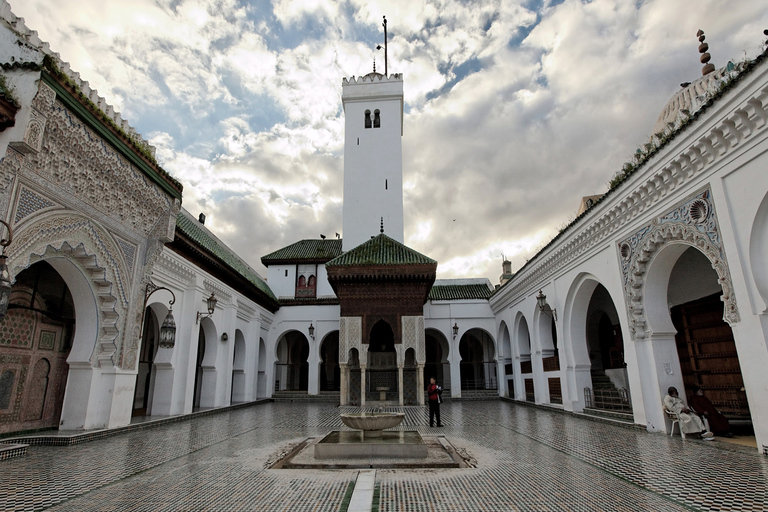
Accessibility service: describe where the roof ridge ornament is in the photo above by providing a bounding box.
[380,217,384,234]
[375,15,388,76]
[697,29,715,75]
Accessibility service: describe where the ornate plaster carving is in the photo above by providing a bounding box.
[9,236,123,368]
[204,280,232,303]
[23,97,173,237]
[619,187,739,339]
[339,316,362,365]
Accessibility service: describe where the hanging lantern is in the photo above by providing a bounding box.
[206,292,217,315]
[159,308,177,349]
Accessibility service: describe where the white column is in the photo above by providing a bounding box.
[340,363,348,406]
[360,364,367,406]
[417,364,425,406]
[398,364,404,405]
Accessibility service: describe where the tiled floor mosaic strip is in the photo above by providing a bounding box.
[0,401,766,511]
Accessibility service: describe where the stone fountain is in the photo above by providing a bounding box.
[314,411,427,459]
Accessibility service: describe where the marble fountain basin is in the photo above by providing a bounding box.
[340,412,405,438]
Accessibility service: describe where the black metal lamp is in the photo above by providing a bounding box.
[452,322,459,339]
[142,281,177,349]
[196,292,217,324]
[0,220,13,321]
[536,290,557,321]
[308,323,315,340]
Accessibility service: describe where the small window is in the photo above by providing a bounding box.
[373,109,380,128]
[364,110,372,129]
[385,179,388,190]
[285,269,288,277]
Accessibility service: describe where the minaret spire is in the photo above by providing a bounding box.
[383,16,388,76]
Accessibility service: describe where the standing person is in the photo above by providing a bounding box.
[427,377,443,427]
[689,385,732,436]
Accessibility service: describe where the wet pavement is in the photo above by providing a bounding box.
[1,400,766,511]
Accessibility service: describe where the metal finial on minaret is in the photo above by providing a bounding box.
[383,16,388,76]
[380,217,384,234]
[697,29,715,75]
[373,57,376,73]
[376,16,388,76]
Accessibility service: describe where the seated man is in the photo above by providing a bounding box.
[689,385,732,436]
[663,386,714,439]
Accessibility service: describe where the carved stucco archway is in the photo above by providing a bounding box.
[619,188,739,340]
[625,222,738,339]
[8,213,132,368]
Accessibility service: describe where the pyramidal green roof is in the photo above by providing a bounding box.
[261,239,343,265]
[175,210,276,301]
[326,234,436,267]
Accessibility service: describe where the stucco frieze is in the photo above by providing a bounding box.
[491,71,768,312]
[204,280,233,303]
[156,250,197,286]
[618,187,739,340]
[22,97,173,237]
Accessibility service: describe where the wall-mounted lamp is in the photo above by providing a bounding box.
[221,332,228,342]
[0,220,12,321]
[308,322,315,340]
[196,292,217,324]
[452,322,459,339]
[141,281,177,349]
[536,290,557,321]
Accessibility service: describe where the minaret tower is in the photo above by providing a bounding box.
[341,16,404,251]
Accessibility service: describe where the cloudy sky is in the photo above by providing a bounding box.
[13,0,768,283]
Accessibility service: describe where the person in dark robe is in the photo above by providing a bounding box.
[689,385,732,436]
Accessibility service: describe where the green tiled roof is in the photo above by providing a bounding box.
[261,239,343,265]
[175,210,276,301]
[326,234,436,267]
[429,283,493,301]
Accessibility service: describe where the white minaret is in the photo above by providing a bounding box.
[341,70,404,251]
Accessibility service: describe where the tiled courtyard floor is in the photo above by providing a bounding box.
[1,400,767,511]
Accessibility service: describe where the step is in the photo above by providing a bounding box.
[582,407,634,422]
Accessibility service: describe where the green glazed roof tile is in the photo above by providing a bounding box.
[428,283,493,301]
[261,239,343,265]
[326,234,436,267]
[176,210,276,301]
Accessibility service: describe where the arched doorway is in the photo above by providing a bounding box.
[231,330,246,403]
[193,326,206,409]
[517,315,534,402]
[459,328,496,391]
[0,261,74,434]
[348,348,361,405]
[404,347,418,404]
[668,247,750,427]
[498,321,513,397]
[132,306,159,416]
[275,331,309,392]
[320,331,340,391]
[584,283,630,412]
[424,328,450,392]
[367,319,396,402]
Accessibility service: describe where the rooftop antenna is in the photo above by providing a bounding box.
[376,16,388,76]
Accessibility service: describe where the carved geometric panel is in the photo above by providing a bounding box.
[13,188,56,225]
[38,331,56,351]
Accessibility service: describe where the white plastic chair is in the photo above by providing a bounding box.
[664,406,685,439]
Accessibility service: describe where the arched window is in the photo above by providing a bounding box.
[308,275,316,288]
[373,109,381,128]
[298,275,307,288]
[364,110,372,129]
